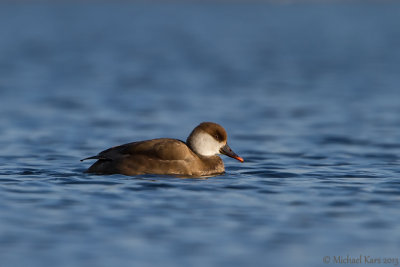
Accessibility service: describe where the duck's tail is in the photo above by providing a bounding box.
[80,156,100,162]
[80,155,112,162]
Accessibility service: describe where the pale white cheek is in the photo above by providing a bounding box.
[192,133,223,156]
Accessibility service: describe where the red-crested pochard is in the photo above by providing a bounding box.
[81,122,243,176]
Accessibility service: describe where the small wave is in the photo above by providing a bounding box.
[320,136,371,146]
[242,170,299,178]
[224,184,260,190]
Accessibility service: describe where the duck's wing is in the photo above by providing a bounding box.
[121,138,193,160]
[81,138,193,162]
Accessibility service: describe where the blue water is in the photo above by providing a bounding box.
[1,2,400,267]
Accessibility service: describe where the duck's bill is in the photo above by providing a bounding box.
[220,144,244,162]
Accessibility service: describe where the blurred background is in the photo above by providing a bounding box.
[0,1,400,267]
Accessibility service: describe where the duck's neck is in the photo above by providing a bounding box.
[196,154,225,175]
[186,133,222,157]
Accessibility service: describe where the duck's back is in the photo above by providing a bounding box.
[85,138,224,176]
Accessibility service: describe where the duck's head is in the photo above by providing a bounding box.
[186,122,244,162]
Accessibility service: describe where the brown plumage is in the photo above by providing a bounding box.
[81,122,243,177]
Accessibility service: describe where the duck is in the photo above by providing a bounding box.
[81,122,243,176]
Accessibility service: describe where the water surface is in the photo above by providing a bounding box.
[1,2,400,267]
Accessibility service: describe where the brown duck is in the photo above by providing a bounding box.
[81,122,244,176]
